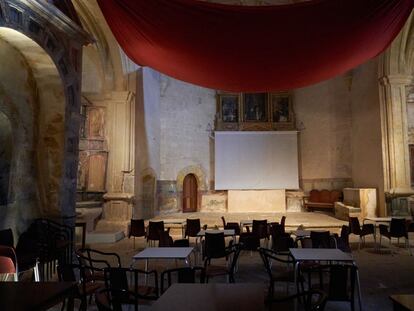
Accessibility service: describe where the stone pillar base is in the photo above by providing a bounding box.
[103,193,134,221]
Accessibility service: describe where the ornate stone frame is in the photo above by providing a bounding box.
[0,0,91,224]
[176,166,208,212]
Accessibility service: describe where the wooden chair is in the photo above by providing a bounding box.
[129,219,146,249]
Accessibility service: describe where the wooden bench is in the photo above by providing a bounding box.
[303,189,342,212]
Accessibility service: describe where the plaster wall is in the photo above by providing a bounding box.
[350,58,385,214]
[294,75,353,192]
[159,76,216,183]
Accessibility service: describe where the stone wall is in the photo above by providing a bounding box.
[295,74,353,192]
[159,76,216,182]
[350,58,385,214]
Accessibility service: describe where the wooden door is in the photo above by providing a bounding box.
[183,174,198,213]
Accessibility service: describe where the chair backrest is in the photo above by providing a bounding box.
[252,220,268,239]
[258,247,294,284]
[337,225,351,252]
[299,237,313,248]
[272,235,295,253]
[309,190,321,202]
[160,266,205,293]
[221,216,226,228]
[224,222,241,235]
[0,229,14,247]
[204,232,226,259]
[390,218,408,237]
[348,217,361,235]
[148,221,165,241]
[129,219,146,238]
[159,230,174,247]
[305,264,357,304]
[310,231,333,248]
[330,190,342,203]
[104,267,159,302]
[186,219,201,237]
[173,239,190,247]
[280,216,286,234]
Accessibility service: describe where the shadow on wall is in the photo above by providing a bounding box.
[0,111,11,206]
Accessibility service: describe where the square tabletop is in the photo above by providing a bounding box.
[197,229,235,236]
[289,248,353,262]
[151,283,265,311]
[133,247,194,260]
[364,216,412,222]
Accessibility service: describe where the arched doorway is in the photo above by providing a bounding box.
[183,174,198,213]
[0,112,12,206]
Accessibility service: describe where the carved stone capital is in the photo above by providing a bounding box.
[379,75,413,86]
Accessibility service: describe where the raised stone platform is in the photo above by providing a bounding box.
[150,211,347,234]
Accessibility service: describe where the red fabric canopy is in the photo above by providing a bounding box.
[98,0,414,92]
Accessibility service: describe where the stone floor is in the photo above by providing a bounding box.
[79,227,414,311]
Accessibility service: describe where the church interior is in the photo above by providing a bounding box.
[1,0,414,310]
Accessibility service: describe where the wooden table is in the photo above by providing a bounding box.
[390,294,414,311]
[150,283,265,311]
[289,248,362,310]
[0,281,76,311]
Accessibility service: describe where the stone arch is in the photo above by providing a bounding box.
[0,0,91,230]
[176,166,207,213]
[176,166,208,193]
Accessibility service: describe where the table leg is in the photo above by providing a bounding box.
[145,259,149,284]
[294,261,300,311]
[356,266,363,311]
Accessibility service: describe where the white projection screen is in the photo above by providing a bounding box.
[215,131,299,190]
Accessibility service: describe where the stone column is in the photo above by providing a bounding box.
[379,75,413,193]
[103,91,136,221]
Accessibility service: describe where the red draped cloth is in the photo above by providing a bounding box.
[98,0,414,92]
